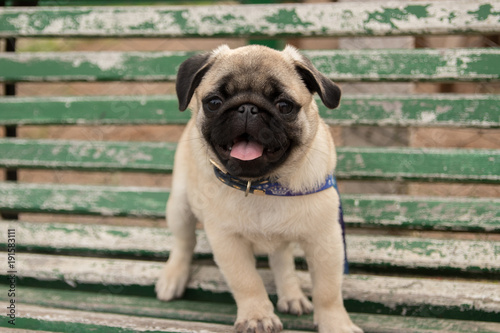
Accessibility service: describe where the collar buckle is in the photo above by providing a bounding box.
[245,181,252,197]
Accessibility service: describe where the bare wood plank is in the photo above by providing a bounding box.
[0,183,498,231]
[10,254,500,321]
[3,221,498,274]
[1,94,499,128]
[1,1,499,38]
[1,49,498,82]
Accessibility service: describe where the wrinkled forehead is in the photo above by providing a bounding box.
[200,53,305,101]
[211,73,285,101]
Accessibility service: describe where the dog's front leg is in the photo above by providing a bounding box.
[155,191,197,301]
[301,227,363,333]
[205,226,283,333]
[269,243,313,316]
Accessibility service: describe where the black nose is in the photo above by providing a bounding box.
[237,104,259,115]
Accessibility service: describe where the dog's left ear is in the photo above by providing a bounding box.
[291,51,341,109]
[176,53,213,111]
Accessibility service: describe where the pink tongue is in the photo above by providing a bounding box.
[230,140,264,161]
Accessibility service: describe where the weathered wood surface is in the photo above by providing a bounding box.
[0,139,177,173]
[0,95,190,126]
[1,94,499,128]
[2,221,498,274]
[3,300,500,333]
[1,1,499,38]
[7,253,500,322]
[0,303,245,333]
[1,49,499,82]
[1,139,498,182]
[0,182,169,217]
[336,147,500,182]
[1,183,499,231]
[321,94,500,128]
[1,0,499,331]
[30,0,219,4]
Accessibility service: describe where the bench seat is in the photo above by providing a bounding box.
[7,253,500,330]
[13,301,500,333]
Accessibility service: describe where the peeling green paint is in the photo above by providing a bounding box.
[404,5,431,18]
[372,240,392,250]
[1,49,499,83]
[1,2,499,38]
[468,4,500,21]
[364,5,431,30]
[105,230,131,238]
[129,21,156,31]
[1,95,498,128]
[265,9,313,30]
[46,225,89,236]
[0,183,498,232]
[0,140,497,182]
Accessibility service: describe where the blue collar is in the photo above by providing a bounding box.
[212,162,337,197]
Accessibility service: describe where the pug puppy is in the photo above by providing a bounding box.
[155,45,362,333]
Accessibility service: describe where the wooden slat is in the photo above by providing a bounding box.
[1,139,498,183]
[1,48,499,82]
[3,221,498,274]
[306,48,500,82]
[0,182,169,218]
[323,94,500,128]
[342,195,500,232]
[0,304,243,333]
[0,51,186,82]
[1,183,499,231]
[0,139,176,173]
[4,299,500,333]
[0,95,189,126]
[1,1,499,38]
[7,254,500,321]
[336,147,500,183]
[1,94,499,128]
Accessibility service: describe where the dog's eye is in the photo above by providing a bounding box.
[206,98,223,112]
[276,101,293,114]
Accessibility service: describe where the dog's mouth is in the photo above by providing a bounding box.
[229,135,264,161]
[216,134,288,161]
[213,133,291,177]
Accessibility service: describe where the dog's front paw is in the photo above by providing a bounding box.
[155,261,190,301]
[235,314,283,333]
[277,294,313,316]
[235,303,283,333]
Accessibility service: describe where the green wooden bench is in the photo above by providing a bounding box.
[1,1,500,332]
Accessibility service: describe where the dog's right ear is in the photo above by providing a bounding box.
[176,53,212,111]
